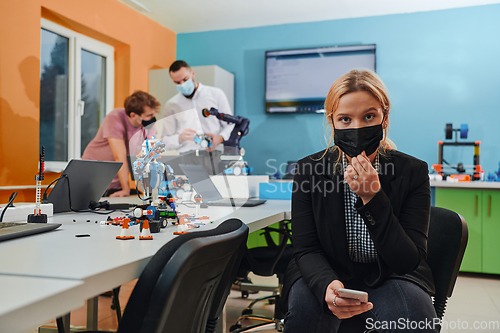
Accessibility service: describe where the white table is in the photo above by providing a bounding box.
[0,199,291,332]
[0,276,83,333]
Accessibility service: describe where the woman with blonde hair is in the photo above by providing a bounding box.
[282,70,438,332]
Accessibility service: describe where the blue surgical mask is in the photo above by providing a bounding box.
[176,79,195,96]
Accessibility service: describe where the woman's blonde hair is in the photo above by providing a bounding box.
[322,69,394,160]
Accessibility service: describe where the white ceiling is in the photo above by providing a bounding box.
[118,0,500,34]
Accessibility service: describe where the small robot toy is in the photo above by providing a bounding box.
[193,133,213,149]
[132,137,180,233]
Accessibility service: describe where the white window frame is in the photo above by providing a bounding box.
[41,19,114,172]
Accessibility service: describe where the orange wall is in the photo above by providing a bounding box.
[0,0,176,203]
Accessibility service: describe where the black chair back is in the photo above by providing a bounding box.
[206,222,250,332]
[117,219,248,333]
[239,226,292,277]
[427,206,468,319]
[230,224,294,332]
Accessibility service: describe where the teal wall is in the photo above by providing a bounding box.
[177,5,500,177]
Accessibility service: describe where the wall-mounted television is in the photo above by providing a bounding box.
[265,44,376,114]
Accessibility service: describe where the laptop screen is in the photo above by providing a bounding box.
[47,160,122,213]
[179,164,223,202]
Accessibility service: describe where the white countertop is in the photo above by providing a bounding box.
[430,180,500,189]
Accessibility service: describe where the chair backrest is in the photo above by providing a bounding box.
[427,206,468,318]
[206,222,250,332]
[241,224,292,277]
[118,218,248,333]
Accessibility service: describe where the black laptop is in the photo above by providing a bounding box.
[0,222,61,243]
[179,164,266,207]
[47,160,122,213]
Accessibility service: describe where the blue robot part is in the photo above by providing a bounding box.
[145,205,156,219]
[223,167,249,175]
[133,137,166,183]
[159,175,190,198]
[148,160,164,189]
[460,124,468,139]
[222,161,251,176]
[193,134,213,148]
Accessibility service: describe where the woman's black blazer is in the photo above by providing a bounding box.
[282,148,435,310]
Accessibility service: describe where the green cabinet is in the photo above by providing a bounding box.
[482,191,500,274]
[435,187,500,274]
[435,189,482,272]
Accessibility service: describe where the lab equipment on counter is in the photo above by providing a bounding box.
[432,123,483,181]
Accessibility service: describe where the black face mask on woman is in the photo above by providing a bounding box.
[332,115,385,158]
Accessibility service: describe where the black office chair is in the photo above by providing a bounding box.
[68,218,248,333]
[337,206,468,333]
[426,206,468,319]
[230,222,293,332]
[206,221,252,333]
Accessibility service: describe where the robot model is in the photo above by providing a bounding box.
[202,107,251,175]
[193,133,213,149]
[133,136,166,199]
[159,169,192,200]
[132,137,179,232]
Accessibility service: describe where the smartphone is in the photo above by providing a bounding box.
[337,288,369,303]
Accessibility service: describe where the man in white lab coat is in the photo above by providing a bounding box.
[160,60,234,174]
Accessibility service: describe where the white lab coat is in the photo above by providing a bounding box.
[159,83,234,153]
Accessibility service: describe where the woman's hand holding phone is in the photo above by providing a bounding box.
[325,280,373,319]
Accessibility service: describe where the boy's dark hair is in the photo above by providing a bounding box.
[124,91,160,116]
[169,60,190,73]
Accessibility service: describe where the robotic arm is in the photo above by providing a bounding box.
[202,107,249,155]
